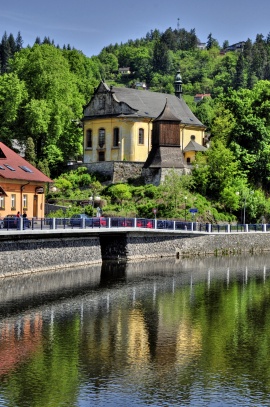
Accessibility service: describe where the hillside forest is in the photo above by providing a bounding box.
[1,28,270,223]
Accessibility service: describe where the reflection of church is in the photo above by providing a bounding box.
[82,70,207,185]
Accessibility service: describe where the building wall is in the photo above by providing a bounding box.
[181,126,204,150]
[184,151,196,163]
[0,180,46,218]
[83,118,205,164]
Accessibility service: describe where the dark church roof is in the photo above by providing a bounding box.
[154,98,180,122]
[143,146,187,169]
[184,140,207,152]
[110,85,205,127]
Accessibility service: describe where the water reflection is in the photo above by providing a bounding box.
[0,254,270,406]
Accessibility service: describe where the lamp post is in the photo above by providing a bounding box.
[236,190,254,224]
[184,196,187,221]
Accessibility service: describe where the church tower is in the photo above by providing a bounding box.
[174,69,183,99]
[143,98,189,185]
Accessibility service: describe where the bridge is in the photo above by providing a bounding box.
[0,216,268,234]
[0,216,269,279]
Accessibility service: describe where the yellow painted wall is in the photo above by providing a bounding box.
[83,118,205,163]
[184,151,196,163]
[181,125,204,149]
[0,180,46,219]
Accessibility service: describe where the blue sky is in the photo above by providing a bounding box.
[1,0,270,57]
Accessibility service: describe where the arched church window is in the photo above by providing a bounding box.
[191,135,196,141]
[86,129,92,148]
[113,128,119,147]
[138,128,144,145]
[99,128,105,148]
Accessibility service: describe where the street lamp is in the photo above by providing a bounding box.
[184,196,187,221]
[236,190,254,224]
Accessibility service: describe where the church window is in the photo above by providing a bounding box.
[86,129,92,148]
[138,128,144,145]
[99,151,105,161]
[113,128,119,147]
[187,157,191,164]
[191,135,196,141]
[98,128,105,148]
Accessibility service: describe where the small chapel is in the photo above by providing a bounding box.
[82,70,207,185]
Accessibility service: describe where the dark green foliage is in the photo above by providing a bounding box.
[24,137,37,166]
[2,27,270,222]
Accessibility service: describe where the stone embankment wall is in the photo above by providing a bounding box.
[101,232,270,260]
[2,231,270,278]
[0,235,101,278]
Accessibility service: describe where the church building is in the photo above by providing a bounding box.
[82,70,207,184]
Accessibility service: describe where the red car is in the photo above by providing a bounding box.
[92,217,107,227]
[136,219,153,228]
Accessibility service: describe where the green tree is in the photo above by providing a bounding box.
[10,44,85,174]
[152,40,171,74]
[0,72,27,145]
[206,33,219,50]
[24,137,37,166]
[0,31,12,73]
[109,184,132,207]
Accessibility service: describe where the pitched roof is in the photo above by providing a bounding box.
[0,142,52,183]
[183,140,207,152]
[100,83,205,127]
[154,99,180,122]
[143,146,187,169]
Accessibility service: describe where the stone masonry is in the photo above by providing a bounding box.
[1,230,270,277]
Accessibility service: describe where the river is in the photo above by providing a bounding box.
[0,254,270,406]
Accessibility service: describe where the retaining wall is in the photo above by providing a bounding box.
[1,230,270,278]
[100,231,270,260]
[0,235,101,278]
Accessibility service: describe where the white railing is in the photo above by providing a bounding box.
[0,217,269,233]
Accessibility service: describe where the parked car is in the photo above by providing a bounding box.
[157,220,174,229]
[3,214,31,229]
[110,217,134,227]
[70,214,107,228]
[70,214,93,227]
[136,219,154,228]
[92,217,107,227]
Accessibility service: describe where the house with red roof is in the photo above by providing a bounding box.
[0,142,52,219]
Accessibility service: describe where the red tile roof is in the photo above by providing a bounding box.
[0,142,53,183]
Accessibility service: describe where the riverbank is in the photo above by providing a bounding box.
[1,229,270,278]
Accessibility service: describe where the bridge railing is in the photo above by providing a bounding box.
[1,217,270,233]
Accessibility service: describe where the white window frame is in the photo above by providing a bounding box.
[23,194,28,209]
[11,194,16,209]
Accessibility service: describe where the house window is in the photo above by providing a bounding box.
[0,196,5,209]
[11,194,16,209]
[86,129,92,148]
[138,128,144,145]
[113,128,119,147]
[23,194,28,209]
[99,151,105,161]
[98,128,105,148]
[191,135,196,141]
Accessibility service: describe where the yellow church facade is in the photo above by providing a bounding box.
[83,72,206,166]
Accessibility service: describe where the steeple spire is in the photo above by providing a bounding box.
[174,69,183,99]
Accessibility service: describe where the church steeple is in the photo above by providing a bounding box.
[174,69,183,99]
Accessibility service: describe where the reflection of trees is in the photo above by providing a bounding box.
[2,315,81,407]
[3,263,270,405]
